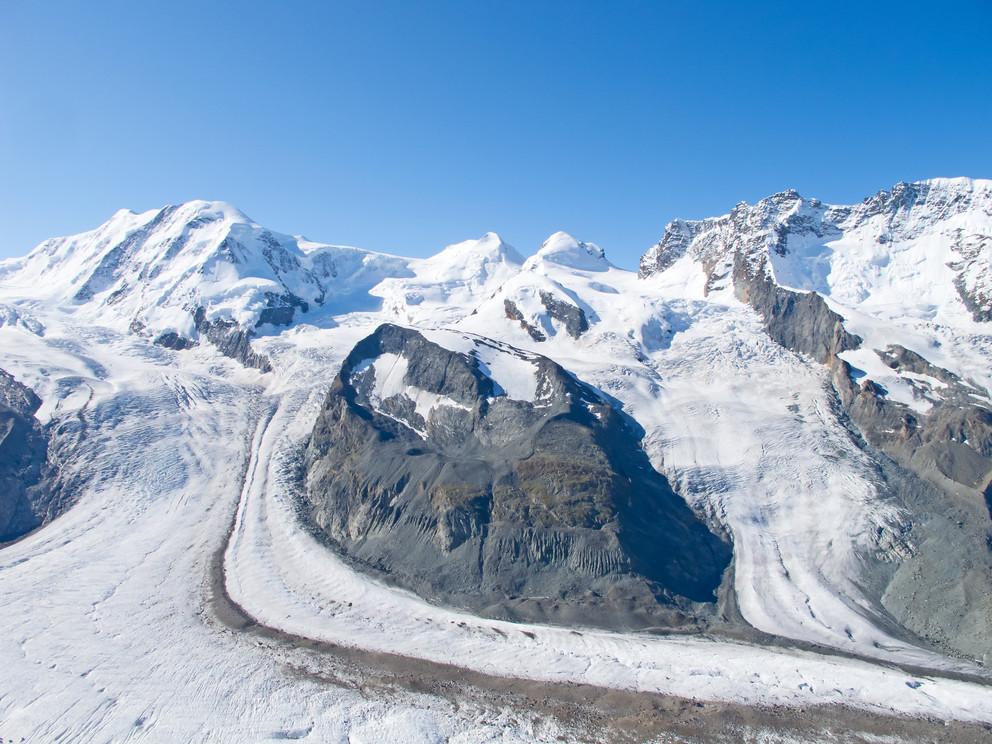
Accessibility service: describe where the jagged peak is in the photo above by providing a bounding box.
[763,187,804,203]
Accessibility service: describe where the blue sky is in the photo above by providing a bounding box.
[2,1,990,267]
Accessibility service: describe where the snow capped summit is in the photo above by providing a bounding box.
[525,231,611,272]
[0,200,414,368]
[371,232,523,326]
[3,199,322,331]
[412,231,523,280]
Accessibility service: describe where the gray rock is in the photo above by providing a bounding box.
[538,291,589,339]
[503,299,546,342]
[255,290,310,328]
[732,251,862,364]
[0,370,58,542]
[301,324,733,630]
[153,331,196,351]
[192,307,272,372]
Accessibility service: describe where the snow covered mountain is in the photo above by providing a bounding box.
[1,178,991,742]
[641,177,992,506]
[641,177,992,325]
[371,231,524,326]
[0,200,411,367]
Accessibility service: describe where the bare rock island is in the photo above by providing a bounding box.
[301,323,733,630]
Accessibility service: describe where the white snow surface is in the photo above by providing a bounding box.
[0,199,412,337]
[416,328,542,402]
[370,232,523,327]
[2,182,992,739]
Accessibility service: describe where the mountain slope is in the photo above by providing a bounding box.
[639,177,992,659]
[370,232,524,326]
[0,200,412,367]
[301,323,733,629]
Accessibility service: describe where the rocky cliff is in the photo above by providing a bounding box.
[0,370,58,541]
[301,324,733,630]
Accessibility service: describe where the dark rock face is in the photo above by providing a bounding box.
[153,331,196,351]
[538,291,589,339]
[0,370,57,542]
[255,290,310,328]
[832,358,992,500]
[732,252,861,365]
[302,324,732,629]
[192,307,272,372]
[503,299,546,342]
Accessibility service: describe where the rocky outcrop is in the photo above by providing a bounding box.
[255,291,309,328]
[145,308,273,371]
[833,357,992,501]
[301,324,733,630]
[153,331,196,351]
[0,370,58,542]
[193,308,272,372]
[538,290,589,339]
[503,299,546,342]
[732,251,861,365]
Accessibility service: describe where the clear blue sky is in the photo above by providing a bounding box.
[2,1,990,267]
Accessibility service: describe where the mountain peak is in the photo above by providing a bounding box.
[422,232,524,269]
[527,231,609,272]
[168,199,253,224]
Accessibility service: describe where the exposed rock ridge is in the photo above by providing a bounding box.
[0,370,61,541]
[641,178,992,321]
[192,308,273,373]
[301,324,733,630]
[640,181,992,499]
[538,291,589,339]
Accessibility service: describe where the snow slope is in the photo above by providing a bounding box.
[459,249,923,658]
[370,231,523,326]
[0,313,567,743]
